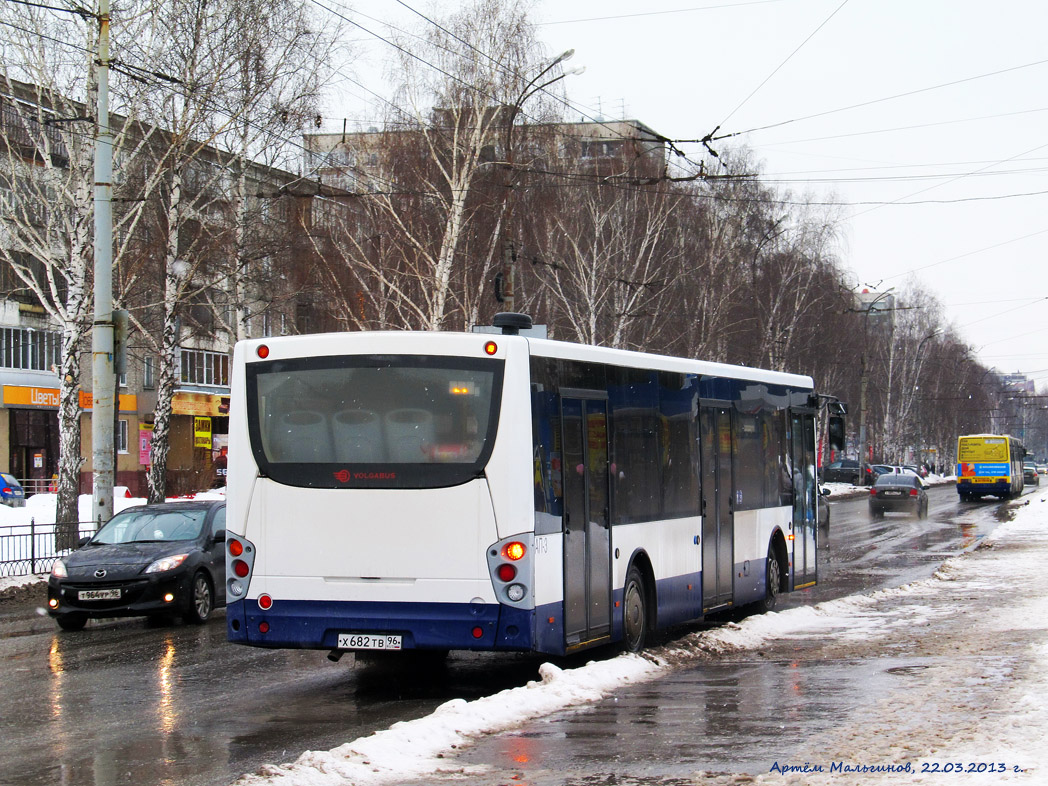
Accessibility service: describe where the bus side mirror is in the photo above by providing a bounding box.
[828,416,846,451]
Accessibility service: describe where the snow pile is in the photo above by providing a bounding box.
[235,656,658,785]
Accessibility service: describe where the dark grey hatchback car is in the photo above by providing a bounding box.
[47,500,226,631]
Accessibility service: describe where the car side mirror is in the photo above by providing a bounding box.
[213,529,226,543]
[820,487,831,496]
[77,536,91,549]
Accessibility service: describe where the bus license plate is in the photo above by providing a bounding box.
[79,588,121,601]
[337,633,402,650]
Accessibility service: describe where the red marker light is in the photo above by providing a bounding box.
[259,622,270,634]
[472,626,484,639]
[257,344,270,359]
[258,594,273,610]
[232,559,249,578]
[484,341,497,355]
[497,564,516,582]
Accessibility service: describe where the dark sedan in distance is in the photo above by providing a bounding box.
[47,500,226,631]
[819,459,872,485]
[868,474,928,519]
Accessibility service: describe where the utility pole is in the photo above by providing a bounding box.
[92,0,115,524]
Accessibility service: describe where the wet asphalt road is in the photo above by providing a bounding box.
[0,483,1017,786]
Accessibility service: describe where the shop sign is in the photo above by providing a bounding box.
[194,417,212,449]
[3,385,60,408]
[78,391,138,412]
[173,392,229,417]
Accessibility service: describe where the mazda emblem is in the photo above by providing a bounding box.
[94,569,107,578]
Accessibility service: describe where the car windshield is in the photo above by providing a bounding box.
[92,508,208,544]
[1,473,19,486]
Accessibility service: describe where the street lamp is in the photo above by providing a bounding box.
[856,288,894,472]
[912,329,943,467]
[498,50,584,313]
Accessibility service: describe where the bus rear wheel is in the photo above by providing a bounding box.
[755,546,781,614]
[622,566,648,653]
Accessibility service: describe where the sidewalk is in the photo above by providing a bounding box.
[236,490,1048,786]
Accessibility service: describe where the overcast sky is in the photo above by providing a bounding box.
[323,0,1048,382]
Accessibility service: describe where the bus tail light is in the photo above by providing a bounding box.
[487,535,533,607]
[497,564,516,582]
[502,542,526,560]
[227,533,257,599]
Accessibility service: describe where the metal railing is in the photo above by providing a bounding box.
[0,520,97,578]
[17,477,52,496]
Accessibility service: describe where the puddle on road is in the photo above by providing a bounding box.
[437,656,940,785]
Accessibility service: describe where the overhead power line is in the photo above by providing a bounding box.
[700,55,1048,144]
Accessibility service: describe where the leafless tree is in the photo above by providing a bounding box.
[116,0,333,501]
[0,3,152,536]
[306,0,560,332]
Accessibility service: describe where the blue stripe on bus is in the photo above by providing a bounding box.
[957,479,1012,495]
[226,598,535,652]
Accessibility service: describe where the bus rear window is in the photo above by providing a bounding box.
[246,355,504,489]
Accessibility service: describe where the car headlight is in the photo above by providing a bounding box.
[145,554,189,574]
[51,560,68,578]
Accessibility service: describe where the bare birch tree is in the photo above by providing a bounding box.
[0,4,148,536]
[306,0,555,332]
[115,0,331,501]
[524,180,681,349]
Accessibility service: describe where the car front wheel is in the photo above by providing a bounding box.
[55,612,88,631]
[183,572,214,624]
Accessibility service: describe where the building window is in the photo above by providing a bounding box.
[0,326,62,371]
[117,419,128,453]
[143,356,155,390]
[179,348,229,387]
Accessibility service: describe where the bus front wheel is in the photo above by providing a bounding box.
[622,566,648,653]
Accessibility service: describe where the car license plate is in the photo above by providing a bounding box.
[79,588,121,601]
[337,633,402,650]
[883,490,902,496]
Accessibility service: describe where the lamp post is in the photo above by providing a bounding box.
[856,288,894,474]
[499,50,584,313]
[912,329,942,467]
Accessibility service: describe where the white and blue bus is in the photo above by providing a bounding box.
[225,315,834,657]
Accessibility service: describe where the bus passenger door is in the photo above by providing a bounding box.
[789,411,818,588]
[700,405,734,611]
[561,396,612,647]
